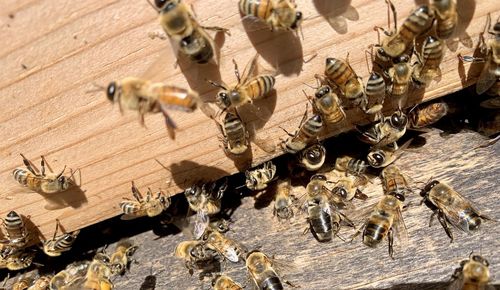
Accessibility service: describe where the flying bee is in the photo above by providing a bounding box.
[110,240,138,276]
[420,180,491,242]
[330,175,369,202]
[202,229,247,263]
[281,108,323,154]
[408,101,449,129]
[273,179,295,222]
[149,0,227,64]
[1,211,29,248]
[307,85,346,125]
[245,161,277,191]
[364,71,386,115]
[13,154,73,194]
[450,254,494,290]
[324,57,367,108]
[119,181,171,220]
[358,110,408,148]
[355,192,408,258]
[246,250,292,290]
[367,138,412,168]
[431,0,458,39]
[297,143,326,171]
[412,36,444,86]
[174,240,218,274]
[212,274,244,290]
[185,179,227,238]
[239,0,303,31]
[28,275,52,290]
[49,261,90,290]
[335,156,368,177]
[380,165,411,197]
[387,54,412,106]
[104,77,200,139]
[41,219,79,257]
[378,3,434,58]
[208,54,275,112]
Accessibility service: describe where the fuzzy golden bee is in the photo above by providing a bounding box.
[380,165,411,198]
[297,143,326,171]
[68,253,113,290]
[273,179,294,221]
[449,254,493,290]
[212,274,244,290]
[49,261,90,290]
[1,211,30,248]
[28,275,52,290]
[387,54,412,105]
[431,0,458,39]
[0,250,35,271]
[367,139,412,168]
[282,109,323,154]
[110,240,138,276]
[119,181,170,220]
[324,57,367,108]
[412,36,444,86]
[245,161,277,191]
[174,240,217,274]
[42,219,79,257]
[13,154,73,194]
[239,0,303,31]
[11,275,33,290]
[308,85,346,125]
[246,250,295,290]
[408,101,449,129]
[420,180,490,242]
[202,229,247,263]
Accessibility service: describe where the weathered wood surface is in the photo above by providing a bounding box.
[0,0,498,240]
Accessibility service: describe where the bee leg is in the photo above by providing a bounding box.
[147,31,168,40]
[429,212,437,227]
[130,181,144,202]
[387,227,394,259]
[201,25,230,36]
[437,211,454,242]
[20,153,38,175]
[284,279,299,288]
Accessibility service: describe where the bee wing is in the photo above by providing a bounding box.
[476,60,496,95]
[239,53,260,86]
[141,43,178,82]
[322,185,352,210]
[447,273,464,290]
[239,15,272,33]
[237,104,273,124]
[392,207,409,247]
[193,211,210,239]
[433,194,482,233]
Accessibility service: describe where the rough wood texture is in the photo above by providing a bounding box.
[0,1,498,240]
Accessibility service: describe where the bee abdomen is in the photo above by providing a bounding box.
[260,274,284,290]
[120,202,140,215]
[325,58,353,85]
[363,220,389,247]
[54,234,78,251]
[13,168,29,186]
[462,210,482,231]
[239,0,273,20]
[246,75,275,100]
[309,207,333,242]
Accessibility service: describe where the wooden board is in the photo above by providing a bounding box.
[0,0,498,241]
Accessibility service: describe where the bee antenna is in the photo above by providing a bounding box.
[154,158,171,173]
[235,184,246,190]
[302,82,317,90]
[86,82,106,94]
[56,166,67,178]
[205,79,226,90]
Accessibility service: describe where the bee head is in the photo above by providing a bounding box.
[215,91,232,109]
[368,151,385,167]
[389,191,405,202]
[106,82,117,103]
[421,180,439,196]
[333,186,348,199]
[58,175,70,191]
[154,0,176,11]
[315,85,331,99]
[290,11,303,30]
[310,174,327,182]
[472,255,489,266]
[389,112,408,129]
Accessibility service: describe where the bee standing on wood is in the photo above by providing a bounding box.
[330,175,368,202]
[408,101,449,129]
[273,179,295,222]
[420,180,491,242]
[387,54,412,107]
[358,110,408,148]
[323,56,367,108]
[239,0,303,31]
[119,181,170,220]
[335,156,368,177]
[364,71,386,116]
[412,36,444,86]
[246,250,293,289]
[380,165,411,197]
[174,240,218,275]
[41,219,79,257]
[13,154,73,194]
[212,274,244,290]
[449,254,494,290]
[110,240,138,276]
[49,261,90,289]
[245,161,277,191]
[297,143,326,171]
[29,275,52,290]
[431,0,458,39]
[307,85,346,125]
[367,139,412,168]
[202,229,247,263]
[281,107,323,154]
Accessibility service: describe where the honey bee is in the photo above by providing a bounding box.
[208,54,275,112]
[273,179,294,222]
[246,250,290,290]
[104,77,200,138]
[184,179,227,238]
[367,138,412,168]
[49,261,90,290]
[217,111,250,155]
[431,0,458,39]
[110,240,138,276]
[297,143,326,171]
[358,110,408,148]
[212,274,244,290]
[380,165,411,198]
[364,71,386,115]
[174,240,218,274]
[335,156,368,176]
[356,192,408,258]
[420,180,490,242]
[408,101,449,129]
[42,219,79,257]
[238,0,303,31]
[12,275,33,290]
[202,229,247,263]
[69,254,113,290]
[282,109,324,154]
[330,176,369,202]
[387,54,412,105]
[119,181,170,220]
[149,0,227,64]
[13,154,73,194]
[245,161,277,191]
[307,85,346,125]
[0,250,35,271]
[324,57,367,108]
[28,275,52,290]
[378,4,434,58]
[450,254,494,290]
[412,36,444,86]
[1,211,29,248]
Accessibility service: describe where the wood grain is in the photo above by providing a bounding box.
[0,0,498,241]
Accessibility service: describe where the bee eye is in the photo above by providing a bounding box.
[373,153,384,163]
[390,113,407,128]
[106,82,116,102]
[395,193,405,201]
[154,0,168,9]
[338,188,348,199]
[296,12,303,20]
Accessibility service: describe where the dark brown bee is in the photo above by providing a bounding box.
[408,101,449,129]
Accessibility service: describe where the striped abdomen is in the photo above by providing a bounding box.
[325,58,355,88]
[316,93,345,124]
[381,166,409,196]
[3,211,28,247]
[239,0,273,21]
[347,158,367,175]
[365,72,385,113]
[422,36,444,70]
[13,168,38,188]
[390,63,411,98]
[409,102,448,128]
[45,232,79,256]
[308,198,333,242]
[363,210,392,247]
[284,115,323,153]
[259,271,284,290]
[224,113,248,155]
[120,201,142,216]
[433,0,457,39]
[242,75,275,101]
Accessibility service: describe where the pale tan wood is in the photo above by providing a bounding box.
[0,0,498,241]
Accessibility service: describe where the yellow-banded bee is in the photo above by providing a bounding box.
[12,275,33,290]
[119,182,170,220]
[356,192,408,258]
[273,179,294,222]
[431,0,458,39]
[378,4,434,58]
[282,109,323,154]
[29,275,52,290]
[239,0,303,31]
[450,254,493,290]
[104,77,200,139]
[203,229,247,263]
[367,138,412,168]
[359,110,408,148]
[246,250,289,290]
[420,180,490,242]
[149,0,227,64]
[68,253,113,290]
[174,240,217,274]
[412,36,444,86]
[212,274,244,290]
[208,54,275,112]
[49,261,90,290]
[364,71,386,115]
[217,112,249,155]
[408,101,449,129]
[13,154,72,194]
[324,57,367,108]
[110,240,138,276]
[308,85,346,125]
[387,54,412,105]
[380,165,410,198]
[245,161,277,191]
[42,219,79,257]
[297,143,326,171]
[1,211,29,248]
[335,156,368,176]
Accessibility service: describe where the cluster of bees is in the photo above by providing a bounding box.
[2,0,499,289]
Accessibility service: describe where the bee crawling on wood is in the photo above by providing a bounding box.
[306,84,346,126]
[239,0,303,32]
[119,181,171,220]
[246,250,297,289]
[367,138,412,168]
[202,229,247,263]
[431,0,458,40]
[174,240,219,276]
[110,240,138,276]
[449,254,494,290]
[412,35,445,87]
[358,110,408,148]
[273,179,295,222]
[335,155,369,177]
[281,105,324,154]
[41,219,79,257]
[212,274,244,290]
[407,101,449,129]
[245,161,277,191]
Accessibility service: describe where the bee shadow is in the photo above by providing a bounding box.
[313,0,359,34]
[241,18,303,76]
[40,186,88,210]
[168,160,230,190]
[446,0,476,52]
